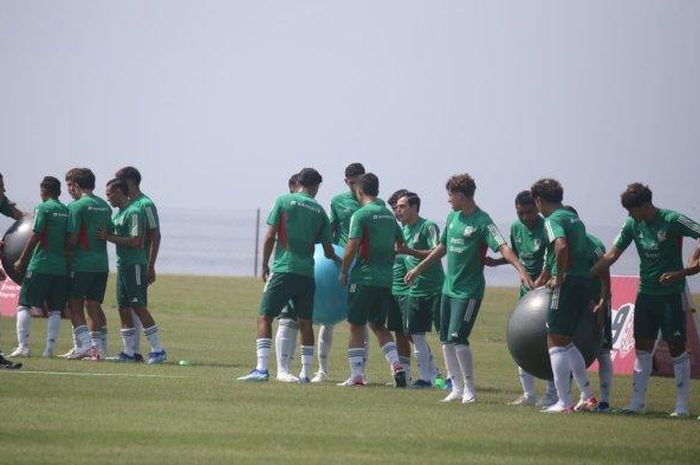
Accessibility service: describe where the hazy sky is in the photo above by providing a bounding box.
[1,1,699,228]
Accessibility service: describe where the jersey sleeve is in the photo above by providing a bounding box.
[509,224,519,258]
[32,205,46,234]
[424,221,440,248]
[672,213,700,240]
[439,213,452,246]
[544,217,566,244]
[612,219,634,252]
[266,197,283,227]
[128,212,142,238]
[348,210,364,240]
[318,212,332,244]
[484,222,507,253]
[142,202,159,230]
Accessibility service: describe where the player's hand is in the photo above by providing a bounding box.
[592,298,607,314]
[520,272,535,290]
[13,259,25,275]
[404,269,418,285]
[546,274,564,289]
[96,227,108,241]
[338,271,348,287]
[261,265,270,282]
[484,256,499,267]
[659,271,684,286]
[148,265,156,284]
[395,243,409,255]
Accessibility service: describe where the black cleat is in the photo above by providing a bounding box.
[0,355,22,369]
[392,362,407,388]
[133,353,144,363]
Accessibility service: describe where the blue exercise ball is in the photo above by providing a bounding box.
[312,243,347,325]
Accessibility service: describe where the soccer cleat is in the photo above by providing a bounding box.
[84,346,104,362]
[0,354,22,369]
[411,379,433,389]
[591,402,610,413]
[392,362,407,388]
[276,372,300,383]
[133,353,144,363]
[66,345,93,360]
[508,394,537,406]
[541,403,575,414]
[9,346,30,358]
[440,391,463,402]
[574,396,599,413]
[42,348,54,358]
[462,391,477,404]
[106,352,137,363]
[58,347,78,359]
[669,410,690,418]
[147,349,168,365]
[237,368,270,382]
[311,371,328,383]
[535,393,559,409]
[614,404,645,415]
[337,376,366,387]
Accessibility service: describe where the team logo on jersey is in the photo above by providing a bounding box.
[657,230,667,242]
[463,226,476,238]
[532,238,541,250]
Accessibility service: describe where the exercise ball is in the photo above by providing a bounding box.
[506,286,602,380]
[312,243,347,325]
[1,216,33,285]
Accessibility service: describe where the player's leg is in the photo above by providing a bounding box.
[11,271,50,357]
[84,272,109,355]
[66,272,98,359]
[509,366,537,406]
[594,305,614,412]
[110,266,137,362]
[566,281,597,411]
[314,323,334,381]
[621,293,657,414]
[275,305,299,382]
[387,295,411,382]
[292,276,316,383]
[340,283,370,386]
[439,295,463,402]
[43,275,67,358]
[407,295,434,387]
[543,285,575,413]
[122,264,165,364]
[452,298,481,403]
[663,293,690,417]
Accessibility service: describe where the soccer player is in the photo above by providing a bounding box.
[312,162,366,383]
[98,178,167,364]
[529,179,598,413]
[386,189,413,383]
[592,183,700,416]
[406,174,533,403]
[63,168,112,360]
[485,191,557,407]
[338,173,410,387]
[395,191,444,388]
[115,166,161,362]
[238,168,339,383]
[9,176,68,359]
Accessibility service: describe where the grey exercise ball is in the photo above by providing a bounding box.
[1,216,33,285]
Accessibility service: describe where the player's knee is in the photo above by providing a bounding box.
[668,341,686,357]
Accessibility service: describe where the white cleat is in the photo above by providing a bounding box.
[65,345,92,360]
[669,410,690,418]
[311,371,328,383]
[58,347,78,359]
[440,391,464,403]
[42,348,54,358]
[509,394,537,406]
[461,391,477,404]
[9,346,30,358]
[337,376,366,387]
[541,402,574,414]
[276,372,300,383]
[535,393,559,409]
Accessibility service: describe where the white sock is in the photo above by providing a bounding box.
[255,338,272,372]
[442,344,463,394]
[71,326,79,349]
[119,328,136,356]
[317,324,334,374]
[300,345,313,379]
[131,311,142,354]
[143,325,163,352]
[362,324,370,372]
[100,326,108,353]
[597,350,613,403]
[275,318,297,374]
[455,344,475,394]
[568,344,593,400]
[672,352,690,413]
[518,366,536,399]
[381,341,400,369]
[90,331,101,349]
[631,350,652,409]
[45,311,61,352]
[348,347,366,379]
[412,333,432,381]
[545,380,558,400]
[549,346,572,407]
[75,325,90,349]
[16,306,31,348]
[399,355,412,381]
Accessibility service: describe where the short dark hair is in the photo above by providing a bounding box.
[620,183,652,209]
[402,192,421,213]
[530,178,563,203]
[562,205,579,216]
[74,168,96,190]
[297,168,323,188]
[65,168,82,183]
[445,174,476,198]
[115,166,141,186]
[514,190,535,207]
[387,189,409,208]
[357,173,379,197]
[345,163,365,178]
[107,177,129,196]
[41,176,61,197]
[288,173,300,192]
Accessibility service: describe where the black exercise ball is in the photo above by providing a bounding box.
[1,216,33,285]
[506,286,602,380]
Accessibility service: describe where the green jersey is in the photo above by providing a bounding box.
[614,209,700,295]
[348,200,403,288]
[329,191,361,246]
[267,192,331,278]
[67,194,112,272]
[404,217,444,297]
[392,254,410,296]
[0,196,16,218]
[112,202,148,268]
[27,198,69,275]
[543,208,589,278]
[510,217,546,280]
[132,194,160,261]
[586,233,606,300]
[440,208,506,300]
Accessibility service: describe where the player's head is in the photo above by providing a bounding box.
[515,190,540,228]
[297,168,323,197]
[344,163,365,195]
[115,166,141,195]
[530,178,563,215]
[288,172,300,193]
[74,168,96,192]
[396,192,420,224]
[620,183,654,221]
[356,173,379,200]
[40,176,61,200]
[388,188,409,217]
[445,174,476,210]
[106,177,130,208]
[65,167,83,200]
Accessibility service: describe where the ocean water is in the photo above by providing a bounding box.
[1,207,698,291]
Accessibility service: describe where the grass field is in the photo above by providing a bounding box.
[0,276,698,465]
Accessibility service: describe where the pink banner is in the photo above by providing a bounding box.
[0,261,20,317]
